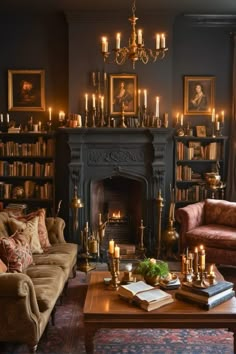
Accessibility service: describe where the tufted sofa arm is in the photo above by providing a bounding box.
[45,217,66,244]
[175,201,205,251]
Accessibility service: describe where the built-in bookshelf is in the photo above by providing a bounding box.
[0,132,55,214]
[174,136,228,207]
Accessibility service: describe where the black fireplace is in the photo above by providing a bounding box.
[56,127,173,256]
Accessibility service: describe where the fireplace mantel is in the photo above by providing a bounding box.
[56,127,173,256]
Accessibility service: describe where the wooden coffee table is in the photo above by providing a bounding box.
[83,271,236,353]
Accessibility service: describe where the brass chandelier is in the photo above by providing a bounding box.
[101,0,168,69]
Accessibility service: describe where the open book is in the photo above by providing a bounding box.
[118,281,174,311]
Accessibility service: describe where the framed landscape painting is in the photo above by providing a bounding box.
[109,73,137,116]
[184,76,215,115]
[8,69,46,111]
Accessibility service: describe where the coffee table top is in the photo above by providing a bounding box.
[84,271,236,329]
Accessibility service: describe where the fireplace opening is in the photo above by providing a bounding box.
[91,176,145,258]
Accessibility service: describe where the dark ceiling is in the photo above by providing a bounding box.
[1,0,236,15]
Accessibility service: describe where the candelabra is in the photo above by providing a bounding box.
[101,0,168,69]
[78,222,97,273]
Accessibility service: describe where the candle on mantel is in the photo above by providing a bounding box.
[116,33,121,49]
[180,114,184,126]
[143,89,147,108]
[92,94,96,109]
[221,110,225,124]
[211,108,215,122]
[109,239,115,254]
[155,96,160,118]
[49,107,52,121]
[114,245,120,258]
[176,112,179,124]
[138,89,141,107]
[85,94,88,111]
[6,114,9,123]
[38,121,42,131]
[101,96,104,110]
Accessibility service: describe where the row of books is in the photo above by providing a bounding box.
[176,165,202,181]
[0,138,54,157]
[0,181,53,200]
[176,185,207,202]
[117,279,235,312]
[176,141,222,161]
[0,161,54,177]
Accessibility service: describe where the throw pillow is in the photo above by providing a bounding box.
[8,216,43,254]
[0,231,33,272]
[0,258,7,273]
[16,209,51,250]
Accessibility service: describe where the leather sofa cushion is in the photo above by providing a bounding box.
[205,199,236,227]
[185,224,236,250]
[25,264,65,312]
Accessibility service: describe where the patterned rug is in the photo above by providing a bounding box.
[0,267,235,354]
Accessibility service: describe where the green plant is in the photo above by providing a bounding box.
[136,258,169,278]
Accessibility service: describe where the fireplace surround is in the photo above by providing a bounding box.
[56,127,172,256]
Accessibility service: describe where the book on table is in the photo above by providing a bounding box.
[181,280,234,297]
[175,282,235,310]
[118,280,174,312]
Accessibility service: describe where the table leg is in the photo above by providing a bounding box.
[84,326,97,354]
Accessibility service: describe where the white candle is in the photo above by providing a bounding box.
[6,114,9,123]
[0,114,3,123]
[176,112,179,124]
[156,33,160,49]
[59,110,65,121]
[101,37,108,52]
[161,33,166,48]
[137,29,142,45]
[138,89,141,107]
[109,239,114,254]
[38,121,42,130]
[85,94,88,111]
[180,114,184,126]
[101,96,104,110]
[143,89,147,108]
[155,96,160,117]
[114,245,120,258]
[49,107,52,121]
[116,33,121,49]
[211,108,215,122]
[92,94,96,109]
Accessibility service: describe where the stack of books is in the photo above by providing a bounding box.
[175,280,235,310]
[118,280,174,311]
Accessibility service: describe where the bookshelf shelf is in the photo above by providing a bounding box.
[0,132,55,214]
[174,135,228,206]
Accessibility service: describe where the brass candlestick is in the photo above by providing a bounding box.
[156,189,164,259]
[119,102,127,128]
[109,252,120,290]
[84,110,88,128]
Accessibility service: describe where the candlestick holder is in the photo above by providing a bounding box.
[78,223,96,273]
[141,107,147,127]
[108,252,120,290]
[119,103,127,128]
[91,109,96,128]
[84,110,88,128]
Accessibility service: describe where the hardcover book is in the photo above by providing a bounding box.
[118,281,174,311]
[181,281,234,298]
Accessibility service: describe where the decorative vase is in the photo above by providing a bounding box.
[144,275,160,286]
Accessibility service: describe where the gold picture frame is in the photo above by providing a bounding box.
[8,69,46,111]
[109,73,137,116]
[184,76,215,115]
[196,125,207,137]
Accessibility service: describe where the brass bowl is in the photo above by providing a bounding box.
[205,172,221,189]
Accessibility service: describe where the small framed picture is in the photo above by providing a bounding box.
[184,76,215,115]
[8,69,46,111]
[196,125,207,137]
[109,73,137,116]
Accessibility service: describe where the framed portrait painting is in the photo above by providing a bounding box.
[109,73,137,116]
[184,76,215,115]
[8,69,46,111]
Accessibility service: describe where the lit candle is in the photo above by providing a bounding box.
[116,33,121,49]
[155,96,160,117]
[49,107,52,121]
[6,114,9,123]
[92,94,96,109]
[59,110,65,121]
[137,29,142,45]
[101,37,108,53]
[193,247,199,273]
[209,264,215,276]
[109,239,114,254]
[143,89,147,108]
[221,110,224,124]
[156,33,160,49]
[138,89,141,107]
[38,121,42,131]
[180,114,184,126]
[176,112,179,124]
[101,96,104,110]
[114,245,120,258]
[85,94,88,111]
[211,108,215,122]
[199,247,205,271]
[0,114,3,123]
[161,33,166,48]
[85,221,89,232]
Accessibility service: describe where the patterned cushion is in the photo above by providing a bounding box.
[205,199,236,227]
[0,231,33,272]
[8,216,43,254]
[15,209,51,250]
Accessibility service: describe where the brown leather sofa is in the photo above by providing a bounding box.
[0,211,78,353]
[175,199,236,266]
